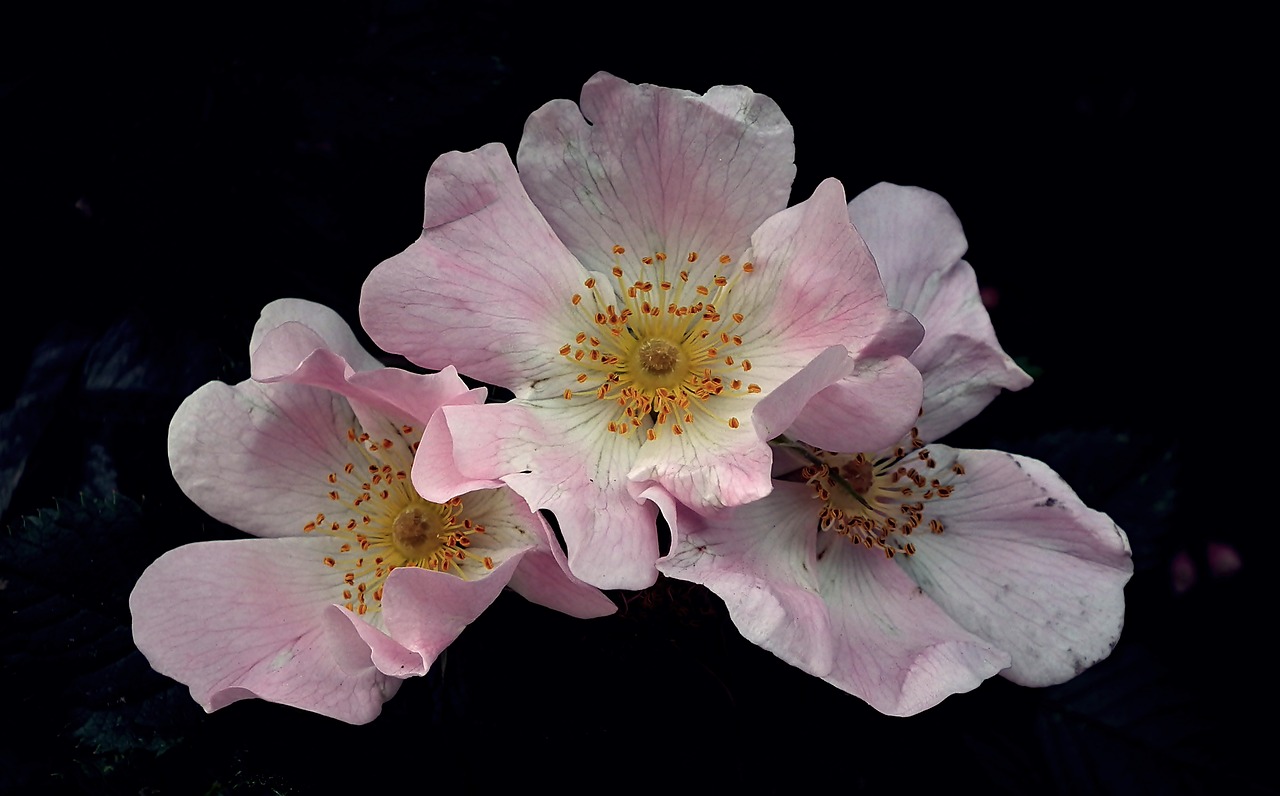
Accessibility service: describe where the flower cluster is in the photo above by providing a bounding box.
[132,72,1132,722]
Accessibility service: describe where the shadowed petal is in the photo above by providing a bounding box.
[169,380,356,539]
[849,183,1031,440]
[251,298,383,377]
[659,482,834,676]
[417,400,660,590]
[253,317,483,429]
[895,446,1132,686]
[817,538,1010,716]
[460,484,617,619]
[729,179,924,452]
[130,537,399,724]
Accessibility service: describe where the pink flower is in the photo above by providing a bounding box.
[658,184,1133,715]
[360,73,924,589]
[130,299,614,724]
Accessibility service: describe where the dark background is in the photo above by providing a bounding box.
[1,3,1249,793]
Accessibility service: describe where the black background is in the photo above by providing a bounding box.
[2,3,1251,793]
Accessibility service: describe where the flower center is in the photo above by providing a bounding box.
[558,245,762,440]
[788,430,964,559]
[636,338,681,376]
[303,423,494,620]
[391,501,450,559]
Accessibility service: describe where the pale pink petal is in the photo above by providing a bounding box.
[248,299,485,428]
[169,380,356,539]
[752,345,856,442]
[849,182,1031,440]
[630,344,855,513]
[816,537,1011,716]
[912,330,1032,442]
[626,400,773,513]
[733,179,921,363]
[417,400,660,590]
[657,483,834,677]
[895,446,1132,686]
[359,143,589,392]
[518,72,795,278]
[787,353,924,454]
[250,298,383,377]
[458,484,616,619]
[129,537,398,724]
[505,549,619,619]
[414,408,507,497]
[721,179,923,451]
[378,555,525,663]
[254,325,483,429]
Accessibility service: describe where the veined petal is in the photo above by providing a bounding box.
[256,326,484,427]
[894,446,1133,686]
[169,379,356,538]
[734,179,920,360]
[417,400,660,590]
[627,395,773,512]
[359,143,588,393]
[849,183,968,313]
[250,298,383,378]
[788,354,924,454]
[817,538,1010,716]
[129,537,399,725]
[729,179,924,451]
[460,484,617,619]
[753,345,856,442]
[658,482,834,677]
[849,183,1031,440]
[630,344,857,513]
[249,299,486,428]
[377,554,525,667]
[505,548,619,619]
[912,330,1033,442]
[518,71,795,278]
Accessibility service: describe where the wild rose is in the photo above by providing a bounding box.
[130,299,613,724]
[658,184,1133,715]
[360,73,924,589]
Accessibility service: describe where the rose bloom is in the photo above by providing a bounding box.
[658,184,1133,715]
[360,73,924,589]
[131,300,613,724]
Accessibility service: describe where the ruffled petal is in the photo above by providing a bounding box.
[817,538,1011,715]
[248,298,485,431]
[518,71,795,278]
[626,397,774,512]
[505,548,619,619]
[733,179,920,362]
[129,537,399,724]
[359,142,588,393]
[630,344,857,513]
[377,555,525,666]
[250,298,383,377]
[657,482,834,677]
[849,183,1031,440]
[254,321,483,427]
[461,484,616,619]
[416,400,660,590]
[169,380,356,538]
[894,446,1133,686]
[787,353,924,454]
[727,178,923,451]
